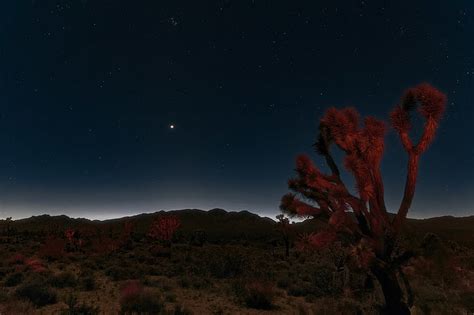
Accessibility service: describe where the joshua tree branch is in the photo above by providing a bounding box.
[323,152,340,177]
[393,153,419,232]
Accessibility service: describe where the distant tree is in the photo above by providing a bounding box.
[189,229,207,247]
[1,217,13,236]
[280,83,447,314]
[148,215,181,246]
[118,220,134,248]
[63,228,86,252]
[64,228,75,243]
[275,214,292,257]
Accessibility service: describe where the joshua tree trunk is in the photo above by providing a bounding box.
[372,266,410,315]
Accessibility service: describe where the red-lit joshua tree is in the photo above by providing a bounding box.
[148,214,181,247]
[280,83,446,314]
[64,228,85,252]
[64,228,78,252]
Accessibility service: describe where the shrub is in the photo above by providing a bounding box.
[119,280,163,315]
[62,303,100,315]
[0,267,8,280]
[60,294,100,315]
[189,230,206,247]
[150,245,171,258]
[5,272,24,287]
[0,299,36,314]
[309,266,340,296]
[232,280,275,310]
[191,277,212,290]
[0,288,8,302]
[80,274,97,291]
[50,271,78,288]
[287,282,311,297]
[9,253,26,265]
[106,266,138,281]
[209,251,246,278]
[164,292,176,302]
[178,276,191,288]
[25,258,47,273]
[245,281,275,309]
[173,304,193,315]
[459,292,474,312]
[276,276,290,289]
[38,237,66,260]
[15,281,57,307]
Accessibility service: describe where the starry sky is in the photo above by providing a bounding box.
[0,1,473,220]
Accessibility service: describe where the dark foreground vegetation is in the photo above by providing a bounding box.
[0,210,474,314]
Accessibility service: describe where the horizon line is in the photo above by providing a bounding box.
[5,208,473,222]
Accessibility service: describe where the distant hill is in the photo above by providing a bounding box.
[403,215,474,248]
[6,209,474,246]
[9,209,280,242]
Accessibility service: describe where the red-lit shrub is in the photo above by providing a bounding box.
[38,236,66,260]
[120,280,143,301]
[9,253,47,274]
[280,83,447,314]
[65,228,75,243]
[119,280,163,314]
[24,258,47,273]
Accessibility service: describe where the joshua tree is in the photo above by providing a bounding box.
[2,217,12,235]
[275,214,292,257]
[280,83,446,314]
[118,221,134,248]
[148,214,181,247]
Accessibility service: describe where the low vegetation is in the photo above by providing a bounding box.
[0,214,473,314]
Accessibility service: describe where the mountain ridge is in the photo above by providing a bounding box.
[4,209,474,246]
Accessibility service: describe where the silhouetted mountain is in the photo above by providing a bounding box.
[7,209,474,246]
[403,215,474,247]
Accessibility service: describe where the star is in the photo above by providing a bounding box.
[169,124,175,129]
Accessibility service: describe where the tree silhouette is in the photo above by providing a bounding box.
[1,217,13,236]
[275,214,292,257]
[280,83,446,314]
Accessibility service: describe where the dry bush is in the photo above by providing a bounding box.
[50,271,78,288]
[232,279,276,310]
[0,299,36,315]
[4,272,23,287]
[38,237,66,260]
[119,280,164,315]
[15,278,57,307]
[60,294,100,315]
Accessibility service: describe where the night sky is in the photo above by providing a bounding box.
[0,1,473,220]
